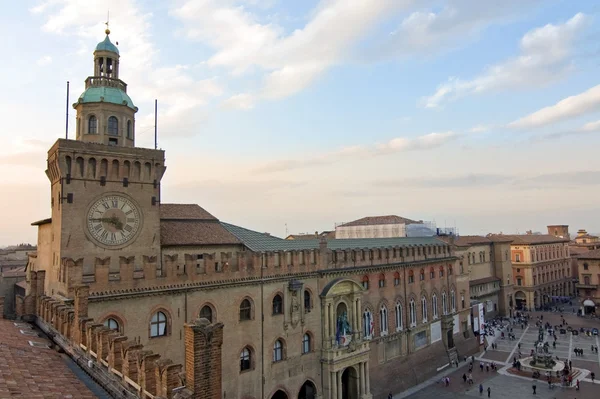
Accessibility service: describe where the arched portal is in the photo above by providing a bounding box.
[583,299,596,315]
[341,367,359,399]
[514,291,526,310]
[271,390,288,399]
[447,329,454,348]
[298,380,317,399]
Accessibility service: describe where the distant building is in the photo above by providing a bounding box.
[575,249,600,314]
[488,226,573,310]
[573,229,600,249]
[335,215,436,239]
[285,231,335,240]
[440,235,514,319]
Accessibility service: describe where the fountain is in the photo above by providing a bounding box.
[519,327,566,374]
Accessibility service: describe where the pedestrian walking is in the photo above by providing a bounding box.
[487,387,491,398]
[463,373,467,383]
[479,384,483,395]
[591,372,595,382]
[387,393,392,399]
[532,381,536,394]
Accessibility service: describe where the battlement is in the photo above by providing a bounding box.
[46,139,165,185]
[15,271,220,399]
[55,243,455,297]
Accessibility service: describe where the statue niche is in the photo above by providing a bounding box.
[335,302,352,347]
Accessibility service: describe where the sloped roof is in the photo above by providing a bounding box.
[438,235,495,247]
[161,220,241,246]
[576,248,600,260]
[489,234,568,245]
[470,276,501,286]
[160,204,217,220]
[338,215,420,227]
[222,222,448,252]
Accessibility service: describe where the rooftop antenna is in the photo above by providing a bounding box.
[154,99,158,149]
[285,223,288,237]
[65,81,69,139]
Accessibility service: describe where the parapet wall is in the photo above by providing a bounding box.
[61,243,454,296]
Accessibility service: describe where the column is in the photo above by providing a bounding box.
[337,371,342,399]
[365,361,370,394]
[329,304,336,344]
[324,304,330,340]
[358,362,364,395]
[330,371,336,399]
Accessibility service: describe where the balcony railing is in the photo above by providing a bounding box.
[575,283,598,289]
[85,76,127,92]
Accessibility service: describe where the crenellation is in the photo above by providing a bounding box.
[138,351,161,394]
[108,335,128,372]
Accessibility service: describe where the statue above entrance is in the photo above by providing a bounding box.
[336,311,352,346]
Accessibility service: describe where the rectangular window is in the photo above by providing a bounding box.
[515,254,521,262]
[408,275,414,284]
[414,331,428,348]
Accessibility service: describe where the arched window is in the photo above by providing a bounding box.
[451,289,456,312]
[395,302,403,331]
[150,311,167,337]
[439,266,444,277]
[409,299,417,326]
[393,271,400,286]
[126,120,132,139]
[432,294,438,319]
[430,267,435,279]
[302,333,311,354]
[108,116,118,135]
[104,317,119,331]
[240,347,252,371]
[272,294,283,315]
[442,292,448,315]
[361,275,369,290]
[273,339,283,362]
[379,305,388,336]
[199,305,213,322]
[448,265,453,275]
[420,269,425,281]
[378,273,385,288]
[240,299,252,321]
[88,115,97,134]
[421,296,428,322]
[362,309,373,339]
[304,290,311,312]
[408,270,414,284]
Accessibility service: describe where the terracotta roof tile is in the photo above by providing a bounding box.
[160,204,217,220]
[439,235,494,247]
[339,215,420,227]
[576,248,600,259]
[488,234,569,245]
[0,319,98,398]
[161,220,241,246]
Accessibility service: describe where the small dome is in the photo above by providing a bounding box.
[76,86,136,110]
[95,35,119,55]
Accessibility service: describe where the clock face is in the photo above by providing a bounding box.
[86,195,141,247]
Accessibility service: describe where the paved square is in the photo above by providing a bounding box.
[395,307,600,399]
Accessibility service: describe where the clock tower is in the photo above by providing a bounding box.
[43,28,166,298]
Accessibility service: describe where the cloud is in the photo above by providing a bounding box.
[36,55,52,66]
[171,0,413,102]
[423,13,588,108]
[252,131,460,174]
[222,93,256,110]
[374,174,512,189]
[376,0,541,59]
[509,83,600,129]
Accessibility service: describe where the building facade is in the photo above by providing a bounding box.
[575,249,600,314]
[440,236,514,320]
[334,216,430,239]
[490,230,572,310]
[18,31,478,399]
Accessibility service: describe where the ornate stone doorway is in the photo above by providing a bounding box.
[299,380,317,399]
[341,367,358,399]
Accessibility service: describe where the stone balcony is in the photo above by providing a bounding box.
[321,338,370,366]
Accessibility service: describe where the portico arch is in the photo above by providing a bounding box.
[298,380,317,399]
[514,291,526,310]
[271,390,289,399]
[341,366,359,399]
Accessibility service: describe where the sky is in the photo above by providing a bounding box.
[2,0,600,246]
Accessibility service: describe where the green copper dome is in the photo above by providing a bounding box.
[95,35,119,54]
[76,86,136,110]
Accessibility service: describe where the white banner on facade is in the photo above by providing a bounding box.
[486,300,494,312]
[478,303,485,345]
[430,321,441,343]
[453,314,460,335]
